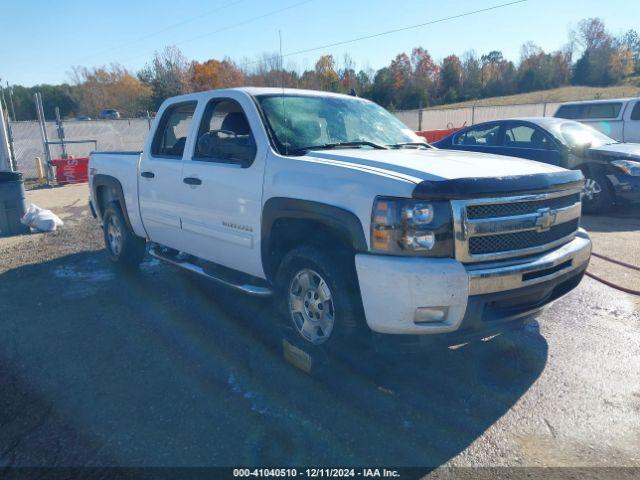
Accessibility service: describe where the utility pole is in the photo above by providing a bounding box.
[7,82,16,122]
[0,99,12,172]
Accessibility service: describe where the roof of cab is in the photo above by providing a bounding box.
[164,87,364,103]
[556,97,638,105]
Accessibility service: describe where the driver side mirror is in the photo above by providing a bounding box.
[571,142,592,157]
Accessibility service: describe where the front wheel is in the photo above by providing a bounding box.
[102,202,146,269]
[582,171,613,214]
[276,245,363,350]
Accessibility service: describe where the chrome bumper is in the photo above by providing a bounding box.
[467,228,592,295]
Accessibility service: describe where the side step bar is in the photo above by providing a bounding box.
[149,246,273,298]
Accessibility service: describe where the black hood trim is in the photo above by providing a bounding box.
[412,170,584,200]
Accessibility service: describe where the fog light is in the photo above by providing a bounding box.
[414,307,448,324]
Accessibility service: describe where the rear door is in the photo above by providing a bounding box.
[622,100,640,143]
[138,101,197,250]
[500,121,563,166]
[178,92,267,279]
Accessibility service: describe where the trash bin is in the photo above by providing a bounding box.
[0,171,29,237]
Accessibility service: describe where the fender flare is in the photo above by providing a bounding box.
[261,197,368,277]
[92,174,135,231]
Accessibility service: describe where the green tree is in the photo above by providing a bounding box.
[439,55,464,102]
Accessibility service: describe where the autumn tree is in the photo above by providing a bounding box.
[313,55,340,91]
[571,18,616,86]
[71,64,151,116]
[410,47,438,105]
[481,51,516,97]
[138,46,189,109]
[188,58,244,92]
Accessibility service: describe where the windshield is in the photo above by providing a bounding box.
[550,120,617,149]
[257,94,422,154]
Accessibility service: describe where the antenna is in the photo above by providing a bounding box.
[279,30,288,155]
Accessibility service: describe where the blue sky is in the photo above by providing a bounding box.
[2,0,638,86]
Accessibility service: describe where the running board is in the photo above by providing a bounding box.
[148,247,273,297]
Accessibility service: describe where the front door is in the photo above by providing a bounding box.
[178,94,267,279]
[623,100,640,143]
[500,122,563,166]
[138,101,197,250]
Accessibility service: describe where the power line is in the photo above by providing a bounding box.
[117,0,315,66]
[238,0,528,70]
[74,0,247,64]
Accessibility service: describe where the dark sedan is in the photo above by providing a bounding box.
[434,117,640,213]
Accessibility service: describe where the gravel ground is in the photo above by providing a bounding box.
[0,185,638,477]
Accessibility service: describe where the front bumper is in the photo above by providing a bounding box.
[355,229,591,338]
[608,173,640,204]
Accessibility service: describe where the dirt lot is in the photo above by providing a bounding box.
[0,184,638,474]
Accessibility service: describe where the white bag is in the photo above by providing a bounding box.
[20,204,64,232]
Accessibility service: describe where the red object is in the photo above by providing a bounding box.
[416,128,461,143]
[51,157,89,184]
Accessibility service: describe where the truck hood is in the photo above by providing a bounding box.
[304,147,565,183]
[588,143,640,161]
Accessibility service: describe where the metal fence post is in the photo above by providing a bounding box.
[34,92,54,185]
[542,102,548,117]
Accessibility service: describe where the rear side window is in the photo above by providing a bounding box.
[194,99,256,166]
[454,124,501,146]
[630,102,640,121]
[151,102,197,158]
[557,102,622,120]
[584,102,622,119]
[555,105,582,119]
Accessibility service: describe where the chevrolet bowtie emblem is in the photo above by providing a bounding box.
[534,207,558,232]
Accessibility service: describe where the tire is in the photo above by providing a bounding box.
[102,201,146,269]
[582,170,613,214]
[275,245,363,350]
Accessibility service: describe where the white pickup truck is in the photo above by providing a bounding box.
[554,97,640,143]
[89,87,591,352]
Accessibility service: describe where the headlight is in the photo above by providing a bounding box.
[612,159,640,176]
[371,197,453,257]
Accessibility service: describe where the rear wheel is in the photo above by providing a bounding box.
[582,171,613,214]
[102,202,146,269]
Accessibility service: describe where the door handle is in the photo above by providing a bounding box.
[183,177,202,186]
[141,171,155,179]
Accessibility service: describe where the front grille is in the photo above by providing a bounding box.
[469,219,579,255]
[467,193,580,219]
[452,189,583,263]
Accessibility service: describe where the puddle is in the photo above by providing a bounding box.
[51,262,115,298]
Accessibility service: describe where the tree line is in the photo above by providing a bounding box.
[4,18,639,121]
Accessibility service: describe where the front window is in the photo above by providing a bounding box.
[550,121,617,149]
[256,94,421,154]
[454,124,501,146]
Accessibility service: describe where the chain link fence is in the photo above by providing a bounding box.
[394,101,563,131]
[10,101,563,179]
[10,119,151,178]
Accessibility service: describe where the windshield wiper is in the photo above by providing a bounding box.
[289,141,388,155]
[388,142,431,149]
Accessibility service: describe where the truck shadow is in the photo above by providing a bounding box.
[0,251,548,471]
